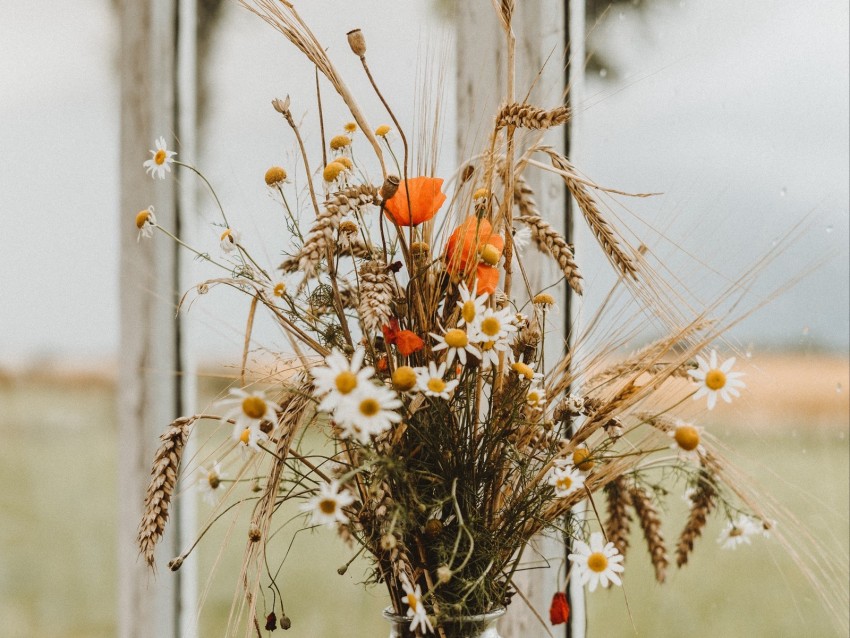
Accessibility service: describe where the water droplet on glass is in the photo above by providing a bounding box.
[779,187,787,197]
[802,326,810,336]
[825,225,833,234]
[599,68,608,78]
[837,382,843,394]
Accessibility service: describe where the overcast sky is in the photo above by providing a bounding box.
[0,0,847,367]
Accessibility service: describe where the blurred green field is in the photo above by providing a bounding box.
[0,363,847,637]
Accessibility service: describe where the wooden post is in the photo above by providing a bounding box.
[117,0,196,635]
[456,1,585,635]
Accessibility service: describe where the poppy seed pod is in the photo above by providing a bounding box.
[381,175,400,201]
[347,29,367,57]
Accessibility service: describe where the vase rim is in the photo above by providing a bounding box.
[381,606,506,623]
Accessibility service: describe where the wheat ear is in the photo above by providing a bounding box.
[630,486,669,584]
[138,416,194,568]
[516,214,584,295]
[358,260,396,335]
[604,476,633,558]
[676,469,718,568]
[496,102,570,130]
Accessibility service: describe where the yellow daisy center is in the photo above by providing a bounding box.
[705,369,727,390]
[392,366,417,392]
[462,300,477,324]
[264,166,287,185]
[480,316,501,337]
[528,391,541,404]
[273,283,286,297]
[556,475,573,492]
[572,448,594,472]
[135,210,151,229]
[472,188,489,200]
[207,472,220,489]
[220,229,233,242]
[482,340,496,351]
[444,329,468,348]
[587,552,608,573]
[344,122,357,133]
[480,243,500,266]
[359,398,380,417]
[533,293,555,306]
[239,428,251,445]
[674,425,701,451]
[427,378,447,394]
[406,593,418,611]
[318,498,337,514]
[512,362,534,380]
[154,149,167,165]
[334,371,358,394]
[242,396,267,419]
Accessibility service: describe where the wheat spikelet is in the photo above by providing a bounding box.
[280,184,379,277]
[512,171,539,218]
[676,470,718,568]
[138,416,193,568]
[604,476,633,557]
[496,102,570,130]
[516,214,584,295]
[358,260,395,335]
[630,486,668,583]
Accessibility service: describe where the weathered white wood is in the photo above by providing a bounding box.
[456,2,585,636]
[117,1,185,636]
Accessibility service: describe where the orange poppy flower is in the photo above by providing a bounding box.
[445,216,493,276]
[395,330,425,356]
[382,318,401,345]
[549,592,570,625]
[475,264,500,295]
[384,176,446,227]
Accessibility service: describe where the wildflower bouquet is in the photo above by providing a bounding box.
[135,2,802,636]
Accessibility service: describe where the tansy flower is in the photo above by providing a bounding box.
[400,574,434,635]
[568,532,625,592]
[717,515,760,550]
[301,480,355,528]
[143,136,176,179]
[264,166,287,186]
[220,228,240,254]
[549,592,570,626]
[135,206,156,241]
[415,362,459,399]
[333,383,402,444]
[384,176,447,227]
[456,282,488,327]
[668,421,705,459]
[215,388,281,441]
[548,463,585,497]
[688,350,746,410]
[375,124,392,137]
[311,348,374,412]
[197,461,226,505]
[396,330,425,356]
[431,328,480,367]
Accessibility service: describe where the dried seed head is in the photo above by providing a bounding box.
[410,241,430,256]
[330,135,351,151]
[271,96,291,114]
[248,524,262,542]
[461,164,475,183]
[265,166,287,186]
[381,175,400,201]
[168,557,183,571]
[347,29,367,57]
[380,533,397,550]
[437,566,453,584]
[339,220,359,235]
[323,162,345,182]
[424,518,443,537]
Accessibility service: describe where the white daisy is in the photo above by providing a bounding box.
[526,383,547,412]
[197,461,226,505]
[477,337,512,370]
[301,480,355,528]
[143,136,176,179]
[267,280,288,303]
[311,348,374,412]
[512,226,532,251]
[717,515,760,550]
[135,206,157,241]
[568,531,625,592]
[668,421,706,459]
[456,282,488,328]
[215,388,281,440]
[470,307,517,345]
[219,228,240,254]
[400,573,434,635]
[431,328,480,367]
[415,362,459,399]
[235,425,269,453]
[688,350,746,410]
[334,383,402,444]
[548,463,585,498]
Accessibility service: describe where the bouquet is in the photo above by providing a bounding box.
[134,2,828,636]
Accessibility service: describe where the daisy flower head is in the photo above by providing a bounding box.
[415,362,459,400]
[456,281,488,327]
[301,480,355,529]
[568,531,625,592]
[267,280,287,303]
[689,350,746,410]
[143,136,176,179]
[717,515,760,550]
[477,336,512,370]
[400,573,434,635]
[264,165,287,187]
[311,348,374,411]
[135,206,156,241]
[471,307,517,344]
[512,225,531,251]
[219,227,241,254]
[526,383,547,411]
[197,461,226,505]
[236,425,269,453]
[375,124,392,137]
[548,463,585,498]
[334,383,402,444]
[216,388,281,439]
[431,328,480,368]
[668,421,706,459]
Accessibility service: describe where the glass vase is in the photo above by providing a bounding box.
[383,607,505,638]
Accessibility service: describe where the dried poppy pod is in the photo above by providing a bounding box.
[380,174,400,201]
[347,29,367,57]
